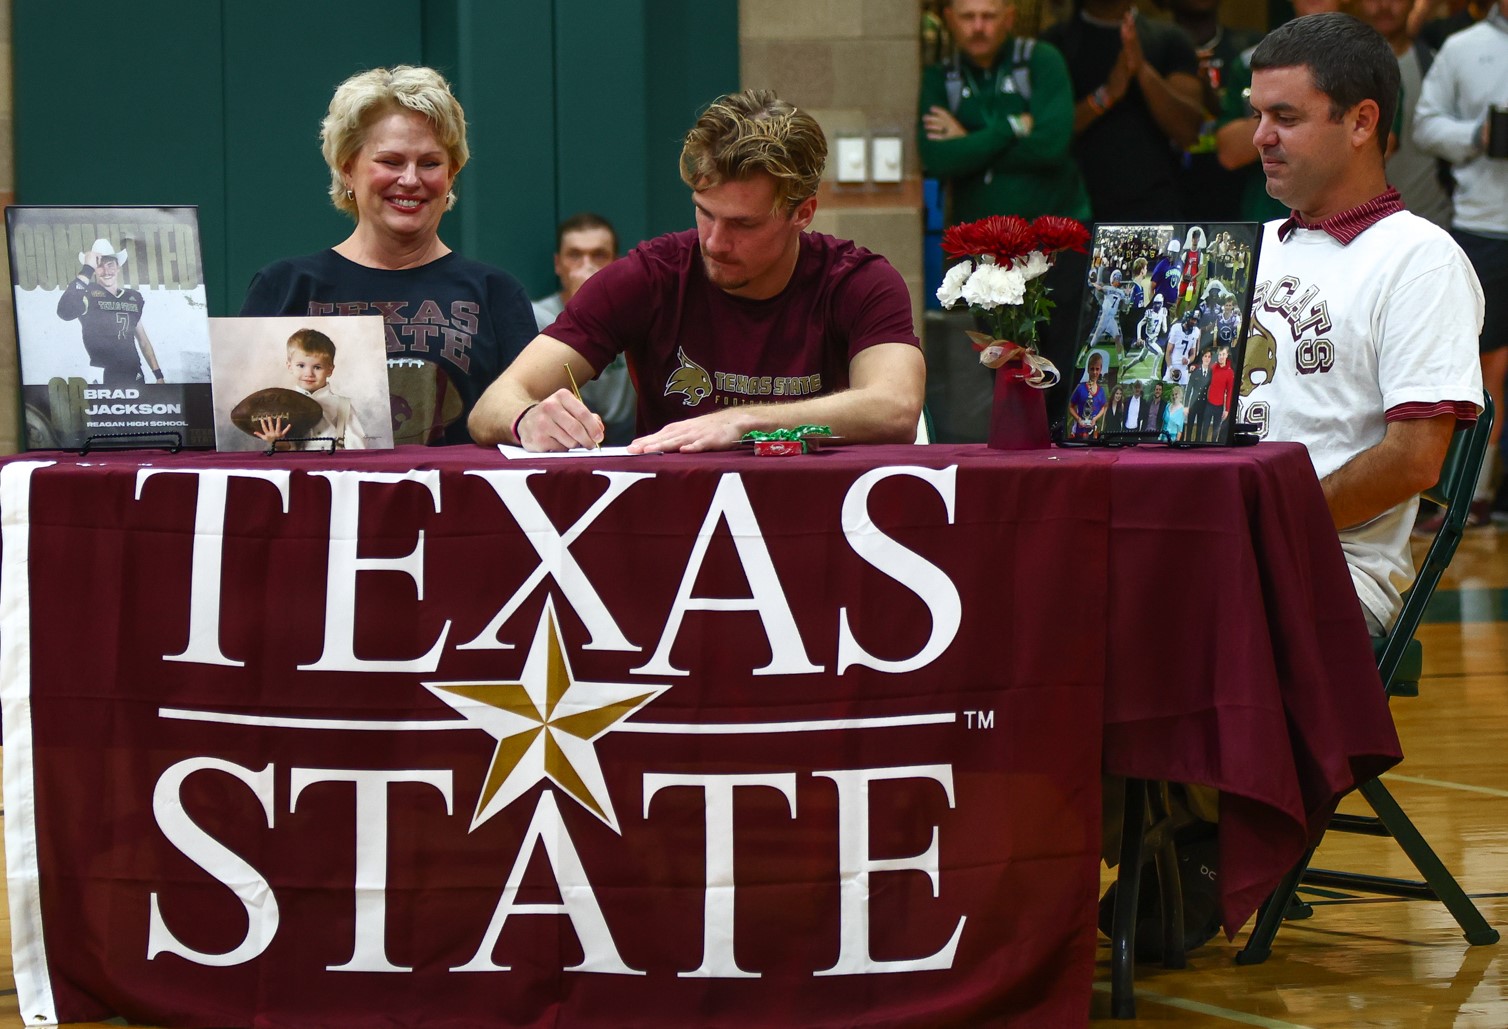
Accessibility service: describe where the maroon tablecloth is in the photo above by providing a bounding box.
[0,441,1396,1026]
[1095,443,1402,931]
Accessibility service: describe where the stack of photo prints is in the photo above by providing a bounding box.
[6,205,394,453]
[1065,221,1262,446]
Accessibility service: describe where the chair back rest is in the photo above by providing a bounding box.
[1378,391,1494,687]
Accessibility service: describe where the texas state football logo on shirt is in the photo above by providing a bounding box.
[664,347,712,406]
[663,345,827,412]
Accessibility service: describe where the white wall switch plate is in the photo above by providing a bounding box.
[836,137,868,183]
[871,137,903,183]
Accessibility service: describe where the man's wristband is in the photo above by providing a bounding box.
[152,368,164,381]
[1087,85,1112,115]
[511,403,538,444]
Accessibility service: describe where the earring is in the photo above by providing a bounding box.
[344,189,354,200]
[446,190,456,205]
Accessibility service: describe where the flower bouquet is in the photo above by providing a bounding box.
[936,214,1090,449]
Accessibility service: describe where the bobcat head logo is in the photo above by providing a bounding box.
[664,347,712,407]
[1241,317,1277,396]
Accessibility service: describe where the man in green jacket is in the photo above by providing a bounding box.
[919,0,1091,435]
[918,0,1091,224]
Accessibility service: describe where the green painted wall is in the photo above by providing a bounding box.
[12,0,738,314]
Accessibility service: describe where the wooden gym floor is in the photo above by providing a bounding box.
[1,535,1505,1028]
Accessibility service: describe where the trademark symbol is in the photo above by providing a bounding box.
[963,710,994,730]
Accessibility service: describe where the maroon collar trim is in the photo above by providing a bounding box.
[1276,187,1405,245]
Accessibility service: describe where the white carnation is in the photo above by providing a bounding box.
[1017,250,1051,281]
[996,266,1027,304]
[936,260,973,308]
[962,262,1026,310]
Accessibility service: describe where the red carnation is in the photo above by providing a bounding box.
[941,221,986,260]
[980,215,1037,264]
[1031,215,1091,255]
[943,215,1038,264]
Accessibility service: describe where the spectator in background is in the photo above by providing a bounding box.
[1356,0,1454,229]
[532,213,637,445]
[1413,0,1487,49]
[1413,0,1508,523]
[1042,0,1206,221]
[1214,0,1344,223]
[919,0,1090,424]
[1162,0,1263,220]
[919,0,1088,225]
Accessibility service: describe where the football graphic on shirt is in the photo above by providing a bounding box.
[388,357,464,445]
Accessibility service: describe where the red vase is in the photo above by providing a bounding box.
[988,368,1051,451]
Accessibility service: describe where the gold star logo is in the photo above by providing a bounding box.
[425,599,666,833]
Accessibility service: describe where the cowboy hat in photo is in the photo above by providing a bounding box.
[78,238,128,266]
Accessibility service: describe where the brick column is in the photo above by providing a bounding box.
[740,0,925,331]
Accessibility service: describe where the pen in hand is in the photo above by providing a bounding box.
[563,363,600,450]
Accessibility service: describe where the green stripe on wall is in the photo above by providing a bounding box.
[14,0,738,314]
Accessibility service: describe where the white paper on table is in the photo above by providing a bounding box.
[497,445,640,459]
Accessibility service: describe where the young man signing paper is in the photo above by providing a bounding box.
[468,89,925,453]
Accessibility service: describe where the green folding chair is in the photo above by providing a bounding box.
[914,404,936,444]
[1237,392,1501,965]
[1106,779,1190,1018]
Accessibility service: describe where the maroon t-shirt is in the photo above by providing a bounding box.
[546,229,919,434]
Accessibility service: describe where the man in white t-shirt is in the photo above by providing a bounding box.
[1241,12,1483,633]
[1102,18,1483,943]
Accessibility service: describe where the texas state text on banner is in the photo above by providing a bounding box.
[0,448,1108,1028]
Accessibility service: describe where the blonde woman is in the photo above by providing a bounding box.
[241,66,535,445]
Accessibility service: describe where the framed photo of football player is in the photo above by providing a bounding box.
[5,206,216,449]
[1063,221,1263,445]
[208,315,393,453]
